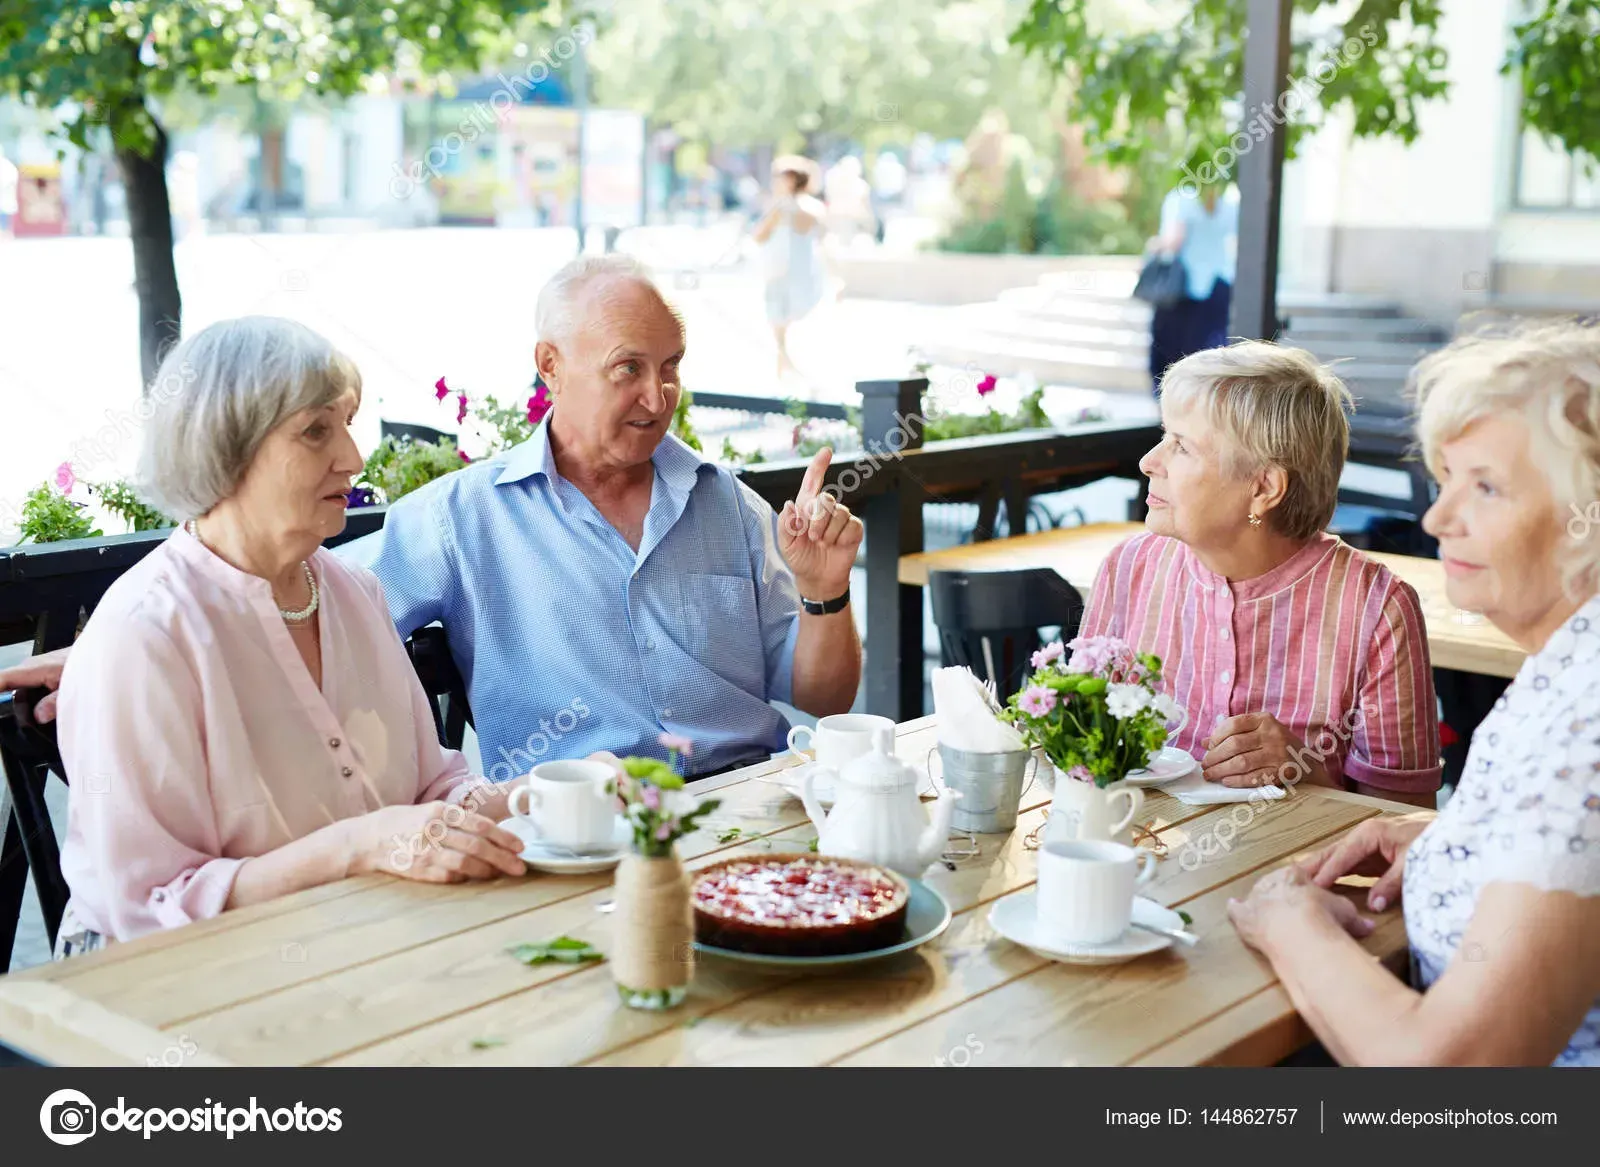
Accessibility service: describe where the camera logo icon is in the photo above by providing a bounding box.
[40,1088,97,1145]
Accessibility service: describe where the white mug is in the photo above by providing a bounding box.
[506,759,617,853]
[1035,839,1158,946]
[786,713,895,771]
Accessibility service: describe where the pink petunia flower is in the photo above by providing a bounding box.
[976,374,997,396]
[654,820,675,841]
[1017,685,1057,717]
[526,385,552,426]
[53,462,75,494]
[434,376,450,401]
[1031,642,1064,670]
[658,732,694,758]
[456,392,469,425]
[1066,765,1093,783]
[641,784,661,810]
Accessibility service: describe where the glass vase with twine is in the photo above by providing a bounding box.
[610,735,721,1011]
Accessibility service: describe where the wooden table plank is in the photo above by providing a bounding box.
[321,795,1221,1068]
[897,522,1524,679]
[590,798,1378,1067]
[831,862,1407,1068]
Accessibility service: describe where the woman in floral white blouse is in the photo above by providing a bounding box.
[1229,322,1600,1065]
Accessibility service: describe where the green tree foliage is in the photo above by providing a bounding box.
[0,1,556,386]
[1014,1,1599,187]
[1012,0,1453,185]
[588,0,1063,151]
[1505,0,1600,164]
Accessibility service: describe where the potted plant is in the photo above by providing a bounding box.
[1004,635,1182,845]
[608,735,720,1011]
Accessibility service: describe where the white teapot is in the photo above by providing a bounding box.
[802,726,961,877]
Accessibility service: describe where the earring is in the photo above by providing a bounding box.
[1247,512,1263,528]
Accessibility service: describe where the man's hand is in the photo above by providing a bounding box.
[1201,711,1336,790]
[0,647,71,723]
[778,447,863,602]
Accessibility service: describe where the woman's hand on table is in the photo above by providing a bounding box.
[1296,815,1433,912]
[346,802,526,882]
[1228,865,1376,956]
[1201,712,1335,790]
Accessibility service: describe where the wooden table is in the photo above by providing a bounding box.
[900,522,1525,679]
[0,719,1414,1067]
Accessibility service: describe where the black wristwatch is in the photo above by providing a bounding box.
[800,586,851,616]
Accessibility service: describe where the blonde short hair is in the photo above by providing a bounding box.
[135,316,362,521]
[1411,320,1600,597]
[1159,341,1353,541]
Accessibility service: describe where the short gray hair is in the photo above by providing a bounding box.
[135,316,361,520]
[1159,340,1353,541]
[534,253,668,344]
[1411,319,1600,596]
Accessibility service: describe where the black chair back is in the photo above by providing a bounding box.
[406,625,474,750]
[0,687,67,970]
[927,568,1086,701]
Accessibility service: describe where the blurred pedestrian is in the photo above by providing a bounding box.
[752,155,826,380]
[1147,180,1240,395]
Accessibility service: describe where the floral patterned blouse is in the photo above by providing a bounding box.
[1403,593,1600,1065]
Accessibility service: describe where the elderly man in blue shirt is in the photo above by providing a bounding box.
[369,254,864,780]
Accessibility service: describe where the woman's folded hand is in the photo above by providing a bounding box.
[348,801,527,883]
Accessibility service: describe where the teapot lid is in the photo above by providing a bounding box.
[837,726,916,792]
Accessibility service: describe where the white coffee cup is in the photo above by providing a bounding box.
[786,713,896,771]
[1035,839,1158,946]
[506,759,617,853]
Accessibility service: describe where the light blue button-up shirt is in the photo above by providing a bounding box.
[1161,186,1239,300]
[368,421,802,779]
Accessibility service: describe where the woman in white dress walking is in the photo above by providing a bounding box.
[752,155,825,380]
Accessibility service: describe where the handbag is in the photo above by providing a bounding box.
[1132,253,1188,309]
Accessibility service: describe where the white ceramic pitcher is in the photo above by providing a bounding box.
[1043,769,1143,847]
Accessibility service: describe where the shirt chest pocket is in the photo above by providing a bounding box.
[678,572,765,687]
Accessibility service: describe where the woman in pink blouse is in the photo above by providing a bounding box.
[1082,340,1441,807]
[53,317,525,953]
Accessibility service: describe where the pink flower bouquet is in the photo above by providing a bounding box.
[1004,635,1183,788]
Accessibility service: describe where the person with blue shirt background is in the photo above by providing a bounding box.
[1148,182,1240,395]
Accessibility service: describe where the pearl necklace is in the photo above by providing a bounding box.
[185,520,320,624]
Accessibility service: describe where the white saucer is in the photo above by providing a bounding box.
[988,892,1184,965]
[1124,746,1197,789]
[502,815,631,874]
[758,758,840,806]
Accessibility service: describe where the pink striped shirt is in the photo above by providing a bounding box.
[1081,532,1441,794]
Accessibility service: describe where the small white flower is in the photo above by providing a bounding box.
[1155,693,1184,723]
[663,790,700,816]
[1105,683,1150,720]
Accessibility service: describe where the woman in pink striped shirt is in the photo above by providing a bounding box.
[1082,341,1440,806]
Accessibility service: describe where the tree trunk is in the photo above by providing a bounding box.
[115,115,181,389]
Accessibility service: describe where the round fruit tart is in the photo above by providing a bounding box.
[692,854,910,957]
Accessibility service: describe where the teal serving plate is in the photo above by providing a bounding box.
[692,877,953,968]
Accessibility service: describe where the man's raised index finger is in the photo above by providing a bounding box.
[798,446,832,501]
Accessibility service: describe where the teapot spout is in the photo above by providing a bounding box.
[800,766,831,837]
[917,788,962,868]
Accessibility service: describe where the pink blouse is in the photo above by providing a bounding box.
[57,526,476,942]
[1080,531,1442,794]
